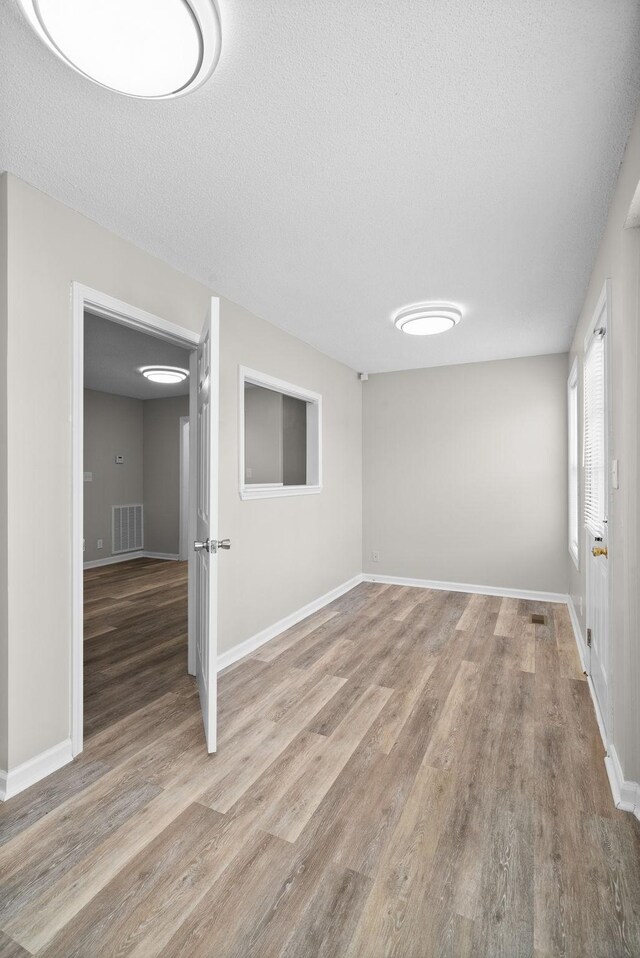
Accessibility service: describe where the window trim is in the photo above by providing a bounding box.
[567,357,579,570]
[238,366,322,500]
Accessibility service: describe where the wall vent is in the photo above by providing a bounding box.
[112,504,144,554]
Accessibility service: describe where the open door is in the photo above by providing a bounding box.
[584,282,610,735]
[191,297,223,752]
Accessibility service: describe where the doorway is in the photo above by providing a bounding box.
[82,313,192,737]
[71,285,220,757]
[584,280,611,738]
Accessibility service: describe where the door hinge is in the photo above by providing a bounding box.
[587,628,592,648]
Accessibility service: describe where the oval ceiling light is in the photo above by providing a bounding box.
[394,303,463,336]
[141,366,189,384]
[18,0,221,98]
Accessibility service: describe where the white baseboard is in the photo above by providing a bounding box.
[216,574,364,672]
[567,597,609,752]
[362,573,568,605]
[566,595,588,673]
[566,597,640,823]
[83,551,182,569]
[143,552,182,562]
[567,596,609,756]
[83,552,144,569]
[606,745,640,822]
[586,673,610,754]
[15,569,635,819]
[216,572,567,674]
[0,739,73,802]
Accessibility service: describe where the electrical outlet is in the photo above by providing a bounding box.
[97,539,103,550]
[372,551,380,562]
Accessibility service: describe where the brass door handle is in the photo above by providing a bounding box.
[592,546,608,558]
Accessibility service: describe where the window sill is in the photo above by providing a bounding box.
[240,484,322,501]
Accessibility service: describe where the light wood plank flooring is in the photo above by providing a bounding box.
[1,563,639,957]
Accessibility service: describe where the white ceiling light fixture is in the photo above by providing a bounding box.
[393,303,463,336]
[141,365,189,384]
[17,0,221,98]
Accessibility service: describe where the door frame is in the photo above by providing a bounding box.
[179,415,190,561]
[71,283,200,756]
[583,277,613,745]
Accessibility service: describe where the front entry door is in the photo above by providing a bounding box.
[193,298,222,752]
[584,284,610,732]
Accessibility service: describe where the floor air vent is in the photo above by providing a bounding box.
[530,613,546,625]
[112,504,144,554]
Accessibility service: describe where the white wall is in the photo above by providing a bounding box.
[363,354,568,595]
[218,299,362,655]
[1,173,362,771]
[83,390,144,563]
[3,175,210,770]
[567,101,640,787]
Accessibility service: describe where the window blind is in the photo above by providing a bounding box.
[583,331,605,538]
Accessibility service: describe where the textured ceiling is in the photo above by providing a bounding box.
[84,313,192,399]
[2,1,640,372]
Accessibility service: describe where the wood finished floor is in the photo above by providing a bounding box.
[1,560,640,957]
[83,558,189,737]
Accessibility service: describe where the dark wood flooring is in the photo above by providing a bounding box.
[83,558,188,737]
[0,563,639,956]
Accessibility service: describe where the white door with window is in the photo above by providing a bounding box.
[584,282,610,732]
[191,298,225,753]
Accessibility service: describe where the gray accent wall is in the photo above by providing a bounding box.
[244,386,308,486]
[362,354,568,595]
[83,391,189,562]
[283,395,307,486]
[143,395,189,555]
[83,390,144,563]
[244,385,283,484]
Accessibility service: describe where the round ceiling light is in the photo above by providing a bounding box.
[394,303,463,336]
[141,366,189,384]
[18,0,221,98]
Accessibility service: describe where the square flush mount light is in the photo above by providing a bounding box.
[17,0,221,98]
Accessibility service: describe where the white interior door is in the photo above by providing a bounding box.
[192,298,220,752]
[584,284,610,732]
